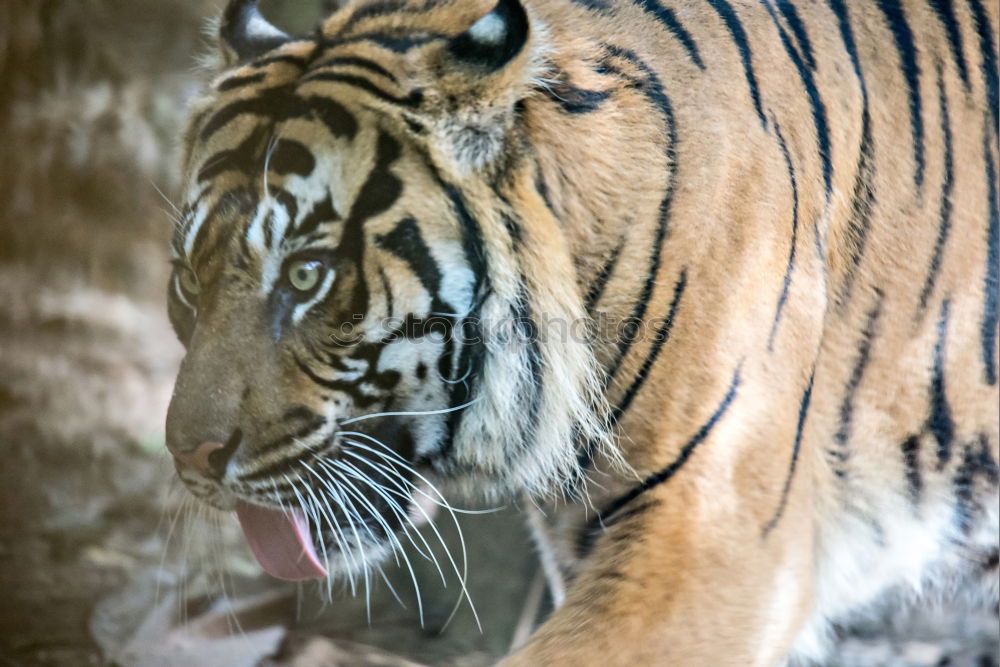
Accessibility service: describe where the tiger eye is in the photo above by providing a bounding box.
[287,260,322,292]
[178,266,200,297]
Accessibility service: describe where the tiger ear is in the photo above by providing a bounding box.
[218,0,291,66]
[417,0,539,173]
[446,0,530,73]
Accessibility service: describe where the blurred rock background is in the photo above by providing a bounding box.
[0,1,995,666]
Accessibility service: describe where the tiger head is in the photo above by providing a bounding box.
[164,0,611,580]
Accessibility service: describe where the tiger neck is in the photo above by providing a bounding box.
[520,76,675,339]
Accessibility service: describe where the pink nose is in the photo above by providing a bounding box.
[169,440,227,476]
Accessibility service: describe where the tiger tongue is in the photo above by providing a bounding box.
[235,501,328,581]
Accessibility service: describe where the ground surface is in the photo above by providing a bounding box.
[0,2,996,665]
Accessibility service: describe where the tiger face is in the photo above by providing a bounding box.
[165,0,609,581]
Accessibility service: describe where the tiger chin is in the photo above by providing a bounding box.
[164,0,999,663]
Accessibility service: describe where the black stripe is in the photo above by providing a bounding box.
[314,56,400,83]
[293,353,380,407]
[441,182,489,296]
[343,132,402,236]
[294,195,339,238]
[268,138,316,177]
[262,206,275,250]
[900,435,923,507]
[376,216,443,298]
[516,292,545,451]
[917,66,955,317]
[200,88,358,144]
[253,415,327,458]
[634,0,705,69]
[826,0,876,311]
[534,167,556,215]
[967,0,999,131]
[274,191,300,241]
[600,499,660,531]
[576,499,660,556]
[601,46,677,384]
[501,211,525,247]
[582,365,741,553]
[832,291,883,477]
[542,81,612,114]
[981,118,999,385]
[348,341,403,390]
[953,444,978,535]
[612,269,687,421]
[836,111,876,309]
[200,85,297,141]
[776,0,816,70]
[379,268,394,321]
[198,125,270,183]
[764,1,832,196]
[930,299,955,467]
[324,31,445,54]
[953,437,1000,534]
[570,0,614,12]
[301,72,423,107]
[421,173,489,458]
[192,188,254,267]
[308,96,359,139]
[584,240,624,314]
[927,0,972,90]
[873,0,926,191]
[762,368,815,537]
[250,54,309,69]
[236,219,254,269]
[825,0,869,98]
[768,119,800,350]
[280,405,322,424]
[309,338,352,372]
[235,436,337,484]
[217,71,267,92]
[341,0,410,29]
[337,132,403,326]
[704,0,767,128]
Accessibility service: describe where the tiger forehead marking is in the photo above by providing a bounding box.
[164,0,999,662]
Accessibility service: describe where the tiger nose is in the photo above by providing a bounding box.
[168,429,242,478]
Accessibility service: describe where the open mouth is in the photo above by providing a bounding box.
[231,471,438,583]
[213,420,425,582]
[234,500,328,581]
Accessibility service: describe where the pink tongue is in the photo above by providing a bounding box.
[235,501,328,581]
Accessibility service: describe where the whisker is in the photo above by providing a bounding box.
[262,134,279,205]
[307,459,409,580]
[338,398,479,425]
[315,455,428,626]
[340,434,502,514]
[375,563,405,609]
[283,456,352,600]
[287,471,335,582]
[155,482,187,610]
[335,459,437,554]
[286,472,356,595]
[149,178,182,216]
[342,434,481,632]
[330,457,444,582]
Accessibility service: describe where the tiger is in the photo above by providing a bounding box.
[163,0,1000,662]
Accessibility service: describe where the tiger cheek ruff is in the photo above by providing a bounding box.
[163,0,999,662]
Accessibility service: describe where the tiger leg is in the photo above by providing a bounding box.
[503,431,817,666]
